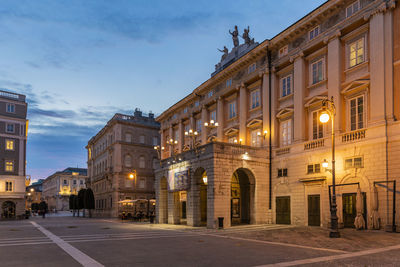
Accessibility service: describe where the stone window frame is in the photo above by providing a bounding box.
[346,0,360,18]
[279,45,288,58]
[307,163,321,174]
[250,88,261,110]
[248,63,256,74]
[309,109,325,140]
[6,123,15,133]
[280,74,293,97]
[309,25,320,41]
[228,100,237,120]
[250,128,262,147]
[226,78,232,88]
[139,178,146,189]
[6,103,15,113]
[5,180,14,192]
[139,134,145,144]
[309,57,325,85]
[5,160,14,172]
[347,94,366,132]
[279,118,292,147]
[5,139,14,151]
[139,155,146,169]
[124,154,132,168]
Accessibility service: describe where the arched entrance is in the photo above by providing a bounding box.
[193,167,208,226]
[199,170,207,224]
[2,201,16,219]
[231,168,254,225]
[159,177,168,223]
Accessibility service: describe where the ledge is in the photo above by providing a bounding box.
[298,176,326,183]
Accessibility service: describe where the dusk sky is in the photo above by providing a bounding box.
[0,0,326,181]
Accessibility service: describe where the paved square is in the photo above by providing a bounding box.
[1,216,400,266]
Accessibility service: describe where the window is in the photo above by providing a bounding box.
[184,124,190,134]
[207,90,214,98]
[248,63,256,74]
[280,119,292,146]
[153,136,158,146]
[80,180,83,185]
[6,140,14,150]
[139,135,145,144]
[183,107,188,113]
[6,103,15,113]
[196,119,202,133]
[307,164,321,174]
[6,124,14,133]
[250,129,262,147]
[346,1,360,18]
[73,180,77,185]
[174,129,179,141]
[350,96,364,131]
[125,133,132,142]
[309,26,320,40]
[5,161,13,172]
[279,45,288,58]
[345,157,363,169]
[281,75,292,97]
[194,101,200,107]
[312,111,324,139]
[139,178,146,189]
[5,181,13,192]
[210,110,217,122]
[277,168,288,177]
[228,101,236,119]
[63,180,68,185]
[250,89,260,109]
[139,156,145,168]
[349,37,364,68]
[172,114,177,120]
[311,58,324,84]
[124,155,132,168]
[226,78,232,87]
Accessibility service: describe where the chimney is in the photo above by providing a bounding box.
[134,108,142,117]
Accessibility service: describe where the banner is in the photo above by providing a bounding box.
[168,166,190,192]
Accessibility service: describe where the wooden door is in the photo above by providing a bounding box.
[276,196,291,224]
[308,195,320,226]
[343,193,356,228]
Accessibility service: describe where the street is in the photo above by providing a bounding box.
[1,216,400,267]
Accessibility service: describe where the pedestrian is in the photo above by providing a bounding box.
[39,201,48,219]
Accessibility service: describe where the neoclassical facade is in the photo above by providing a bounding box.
[86,109,159,217]
[155,0,400,229]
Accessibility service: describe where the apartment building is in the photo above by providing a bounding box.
[154,0,400,229]
[86,109,160,217]
[42,168,87,211]
[0,90,28,219]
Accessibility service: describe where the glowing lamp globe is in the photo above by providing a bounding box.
[319,112,330,123]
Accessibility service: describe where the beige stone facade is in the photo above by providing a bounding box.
[0,90,28,219]
[86,109,159,218]
[42,168,87,211]
[155,0,400,230]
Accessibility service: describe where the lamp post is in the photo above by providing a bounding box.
[184,129,198,149]
[319,96,340,238]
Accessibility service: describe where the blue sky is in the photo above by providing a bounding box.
[0,0,326,181]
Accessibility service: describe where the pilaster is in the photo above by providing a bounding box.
[201,106,208,144]
[293,54,305,142]
[239,84,247,144]
[217,97,224,141]
[327,35,342,132]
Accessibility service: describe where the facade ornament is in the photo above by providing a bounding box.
[229,25,240,47]
[241,26,255,46]
[217,46,229,61]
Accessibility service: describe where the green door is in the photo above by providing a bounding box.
[276,196,291,224]
[343,193,356,228]
[308,195,320,226]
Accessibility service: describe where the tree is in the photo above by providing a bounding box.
[84,188,95,218]
[31,203,39,213]
[78,189,86,217]
[74,194,80,217]
[69,195,76,217]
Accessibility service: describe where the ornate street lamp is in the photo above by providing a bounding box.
[204,120,219,129]
[185,129,198,150]
[319,96,340,238]
[153,145,165,166]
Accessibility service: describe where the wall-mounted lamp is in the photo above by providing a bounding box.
[202,176,208,185]
[257,130,268,139]
[204,120,219,129]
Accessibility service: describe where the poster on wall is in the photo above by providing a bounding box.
[168,166,190,192]
[231,198,240,218]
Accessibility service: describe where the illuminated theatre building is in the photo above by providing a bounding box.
[154,0,400,229]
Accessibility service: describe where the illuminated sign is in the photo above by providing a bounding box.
[168,166,190,192]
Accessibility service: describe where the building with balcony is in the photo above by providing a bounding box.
[154,0,400,230]
[42,168,87,211]
[0,89,28,219]
[86,109,160,217]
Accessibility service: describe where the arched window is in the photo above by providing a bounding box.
[152,157,158,169]
[124,155,132,167]
[139,156,145,168]
[139,135,145,144]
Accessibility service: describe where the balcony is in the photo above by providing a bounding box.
[304,139,324,150]
[341,129,366,143]
[276,147,290,156]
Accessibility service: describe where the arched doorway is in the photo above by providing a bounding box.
[159,177,168,223]
[2,201,16,219]
[199,171,207,224]
[193,167,208,226]
[231,168,254,225]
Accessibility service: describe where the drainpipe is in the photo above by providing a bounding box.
[267,48,272,210]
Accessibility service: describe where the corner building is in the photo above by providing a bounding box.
[86,109,159,217]
[155,0,400,230]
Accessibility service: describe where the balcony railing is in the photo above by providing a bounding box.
[304,139,324,150]
[341,129,366,143]
[276,147,290,156]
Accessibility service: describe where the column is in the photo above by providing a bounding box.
[384,8,394,121]
[178,120,183,154]
[201,106,208,144]
[160,129,165,159]
[217,97,224,141]
[327,35,342,132]
[262,71,269,147]
[369,11,386,124]
[239,84,247,144]
[293,55,305,142]
[168,126,173,157]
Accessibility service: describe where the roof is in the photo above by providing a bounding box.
[61,167,88,176]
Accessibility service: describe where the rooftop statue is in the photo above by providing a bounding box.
[229,25,239,47]
[218,46,229,61]
[242,26,254,45]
